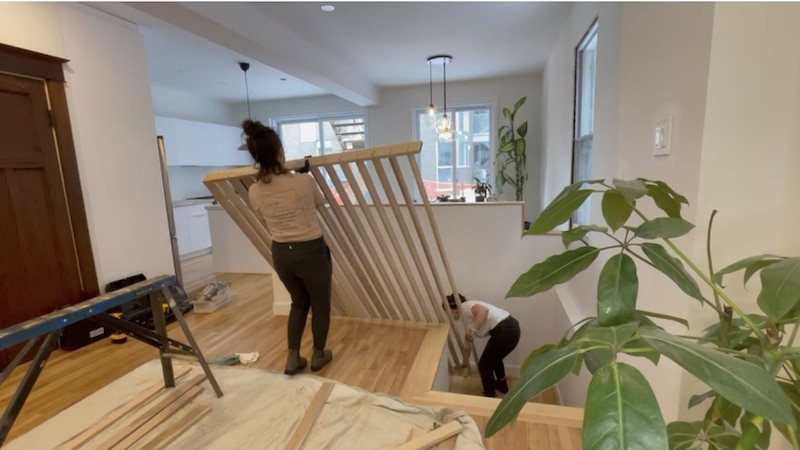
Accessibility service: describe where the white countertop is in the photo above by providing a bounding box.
[173,198,215,207]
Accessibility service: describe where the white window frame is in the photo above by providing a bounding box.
[572,20,598,226]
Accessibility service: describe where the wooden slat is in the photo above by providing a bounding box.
[310,166,392,319]
[314,187,383,319]
[411,390,584,428]
[324,164,407,320]
[284,382,335,450]
[342,163,420,322]
[386,157,467,367]
[206,182,273,267]
[203,141,422,183]
[394,420,461,450]
[356,160,434,322]
[94,374,205,449]
[56,367,191,450]
[370,159,460,367]
[139,403,213,450]
[110,385,203,450]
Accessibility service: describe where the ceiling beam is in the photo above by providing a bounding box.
[125,2,379,106]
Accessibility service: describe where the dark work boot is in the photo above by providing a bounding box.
[311,348,333,372]
[284,349,307,375]
[496,378,509,394]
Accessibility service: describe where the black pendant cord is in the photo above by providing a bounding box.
[429,61,433,106]
[442,60,447,118]
[244,70,252,119]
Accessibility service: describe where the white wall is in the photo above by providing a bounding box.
[540,2,716,417]
[681,2,800,427]
[0,2,65,58]
[0,3,175,290]
[151,85,235,125]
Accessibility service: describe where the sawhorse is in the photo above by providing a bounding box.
[0,274,222,446]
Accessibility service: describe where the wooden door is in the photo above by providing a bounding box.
[0,44,98,369]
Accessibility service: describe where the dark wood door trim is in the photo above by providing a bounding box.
[0,43,99,299]
[0,42,68,82]
[47,80,99,297]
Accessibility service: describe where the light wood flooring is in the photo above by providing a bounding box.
[0,253,582,448]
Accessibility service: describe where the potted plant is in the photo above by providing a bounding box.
[495,96,528,201]
[485,177,800,449]
[473,178,492,202]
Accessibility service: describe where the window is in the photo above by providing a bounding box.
[274,113,366,161]
[572,21,598,226]
[274,113,365,204]
[415,105,492,201]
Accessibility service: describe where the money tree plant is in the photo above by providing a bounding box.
[485,178,800,449]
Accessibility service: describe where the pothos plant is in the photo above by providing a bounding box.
[484,177,800,449]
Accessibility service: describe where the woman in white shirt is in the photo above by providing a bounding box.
[447,294,520,397]
[242,119,333,375]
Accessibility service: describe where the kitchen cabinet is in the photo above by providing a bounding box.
[155,116,252,167]
[174,202,213,256]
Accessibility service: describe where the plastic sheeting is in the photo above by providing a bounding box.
[6,360,485,449]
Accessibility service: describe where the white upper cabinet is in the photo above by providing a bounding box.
[155,116,252,166]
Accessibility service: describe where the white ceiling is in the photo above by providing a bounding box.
[91,2,573,106]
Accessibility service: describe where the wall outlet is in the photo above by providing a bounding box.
[653,116,672,157]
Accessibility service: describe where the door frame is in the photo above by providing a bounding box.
[0,42,99,299]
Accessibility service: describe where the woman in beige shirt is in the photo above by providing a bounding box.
[242,119,332,375]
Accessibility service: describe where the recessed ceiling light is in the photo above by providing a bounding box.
[320,4,335,12]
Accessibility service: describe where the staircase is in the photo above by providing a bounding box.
[329,118,365,150]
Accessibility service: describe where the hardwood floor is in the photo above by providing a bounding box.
[1,253,582,448]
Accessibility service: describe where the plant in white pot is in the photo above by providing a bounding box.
[485,177,800,449]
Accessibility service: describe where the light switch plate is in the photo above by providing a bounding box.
[653,116,672,157]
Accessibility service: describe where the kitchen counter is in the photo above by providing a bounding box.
[173,198,215,207]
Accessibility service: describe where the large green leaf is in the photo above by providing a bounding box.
[583,362,668,450]
[645,179,689,205]
[601,190,634,232]
[581,322,640,372]
[667,421,704,450]
[612,178,648,201]
[713,254,785,286]
[485,345,580,437]
[597,254,638,325]
[744,259,782,286]
[757,257,800,321]
[646,183,682,218]
[688,390,715,408]
[527,189,593,234]
[640,327,794,424]
[635,309,689,328]
[635,217,695,239]
[640,243,705,304]
[506,246,600,298]
[561,224,607,247]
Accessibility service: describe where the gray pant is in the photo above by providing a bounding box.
[272,237,332,351]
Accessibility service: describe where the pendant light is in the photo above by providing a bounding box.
[427,55,453,140]
[424,59,436,127]
[237,61,252,151]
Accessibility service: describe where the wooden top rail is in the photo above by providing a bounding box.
[203,141,422,183]
[0,275,176,350]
